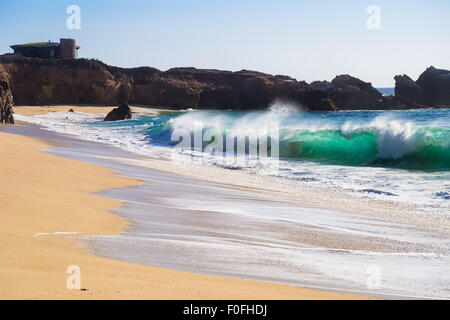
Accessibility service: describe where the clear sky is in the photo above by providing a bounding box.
[1,0,449,87]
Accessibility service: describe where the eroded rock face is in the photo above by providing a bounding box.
[311,75,401,110]
[394,74,424,105]
[329,75,384,109]
[416,67,450,107]
[104,103,132,121]
[394,66,450,108]
[0,55,435,111]
[0,69,14,124]
[0,56,130,106]
[0,55,332,111]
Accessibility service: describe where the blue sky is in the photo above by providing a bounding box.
[0,0,449,86]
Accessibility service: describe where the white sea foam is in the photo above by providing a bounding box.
[15,110,450,212]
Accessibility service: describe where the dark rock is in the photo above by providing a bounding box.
[416,66,450,107]
[394,66,450,108]
[311,75,397,110]
[394,74,424,105]
[331,74,382,99]
[0,54,441,111]
[328,74,384,109]
[104,103,132,121]
[0,69,14,124]
[310,80,335,93]
[68,108,75,112]
[198,86,240,109]
[0,55,329,110]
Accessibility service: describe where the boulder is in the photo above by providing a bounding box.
[104,103,132,121]
[0,70,14,124]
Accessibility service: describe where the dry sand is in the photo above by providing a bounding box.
[13,105,168,116]
[0,123,368,299]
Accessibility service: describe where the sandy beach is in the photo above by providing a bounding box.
[0,106,367,299]
[2,1,449,307]
[12,105,167,116]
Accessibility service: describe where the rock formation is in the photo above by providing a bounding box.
[394,74,424,105]
[0,55,358,111]
[416,66,450,107]
[0,68,14,124]
[104,103,132,121]
[311,74,405,110]
[0,55,446,111]
[395,66,450,108]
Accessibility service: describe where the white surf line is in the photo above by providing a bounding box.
[33,232,81,238]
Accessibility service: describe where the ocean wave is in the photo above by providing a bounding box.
[15,108,450,209]
[278,124,449,171]
[167,111,450,171]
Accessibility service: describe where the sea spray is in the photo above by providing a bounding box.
[169,110,449,171]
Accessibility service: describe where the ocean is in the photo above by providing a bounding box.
[376,87,395,96]
[16,105,450,212]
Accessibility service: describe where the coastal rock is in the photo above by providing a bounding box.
[0,54,431,111]
[312,75,399,110]
[0,69,14,124]
[329,74,383,109]
[416,66,450,107]
[0,55,330,110]
[394,66,450,108]
[394,74,424,105]
[104,103,132,121]
[198,86,240,109]
[310,80,335,93]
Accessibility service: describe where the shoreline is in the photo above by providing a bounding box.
[6,105,449,299]
[0,116,366,299]
[11,105,173,116]
[13,106,446,229]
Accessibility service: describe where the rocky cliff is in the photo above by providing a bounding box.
[0,67,14,124]
[395,66,450,108]
[0,55,444,111]
[0,55,332,110]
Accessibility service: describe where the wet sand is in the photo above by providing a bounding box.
[13,105,168,116]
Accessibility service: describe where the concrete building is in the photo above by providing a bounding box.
[10,38,80,59]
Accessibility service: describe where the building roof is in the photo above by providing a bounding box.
[11,41,80,49]
[11,42,60,48]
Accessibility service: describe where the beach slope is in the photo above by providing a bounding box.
[0,130,365,299]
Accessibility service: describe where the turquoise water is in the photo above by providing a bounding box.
[95,108,450,171]
[16,107,450,209]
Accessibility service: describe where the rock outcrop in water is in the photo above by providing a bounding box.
[0,54,445,111]
[311,75,396,110]
[395,66,450,108]
[0,68,14,124]
[104,103,132,121]
[394,74,425,106]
